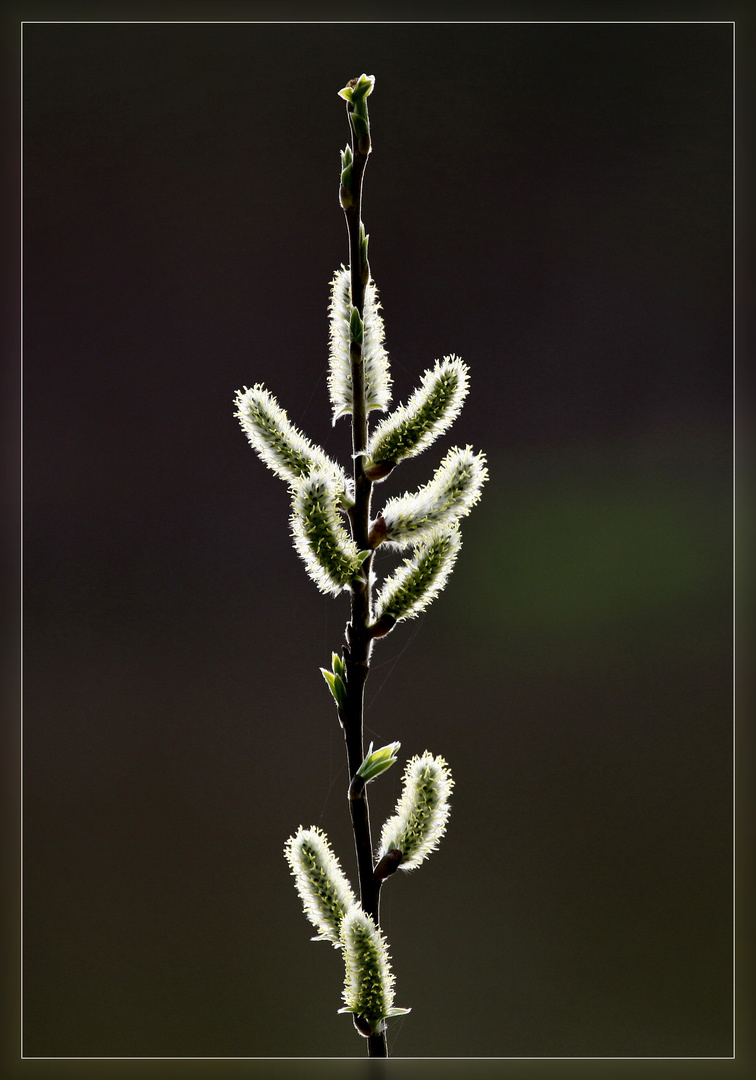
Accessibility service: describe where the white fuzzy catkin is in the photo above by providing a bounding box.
[284,826,357,948]
[339,908,397,1024]
[365,355,469,470]
[328,266,392,423]
[377,752,454,870]
[374,523,461,623]
[290,471,365,595]
[235,384,351,502]
[379,445,488,548]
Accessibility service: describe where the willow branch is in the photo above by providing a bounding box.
[339,79,387,1059]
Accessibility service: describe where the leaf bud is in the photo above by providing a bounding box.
[349,306,363,345]
[356,740,401,783]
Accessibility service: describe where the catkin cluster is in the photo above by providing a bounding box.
[284,749,453,1030]
[235,292,486,622]
[235,71,487,1043]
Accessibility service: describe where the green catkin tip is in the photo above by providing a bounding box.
[284,826,357,947]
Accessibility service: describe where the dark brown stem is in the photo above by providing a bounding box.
[339,89,387,1060]
[367,1031,388,1058]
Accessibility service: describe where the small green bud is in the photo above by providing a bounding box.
[356,740,401,783]
[321,651,350,709]
[338,74,375,151]
[320,666,347,710]
[359,226,370,283]
[349,306,363,345]
[331,651,347,681]
[348,73,375,105]
[339,145,354,205]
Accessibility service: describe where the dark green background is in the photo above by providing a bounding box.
[22,19,733,1061]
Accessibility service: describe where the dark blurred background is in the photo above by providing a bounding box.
[22,20,732,1060]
